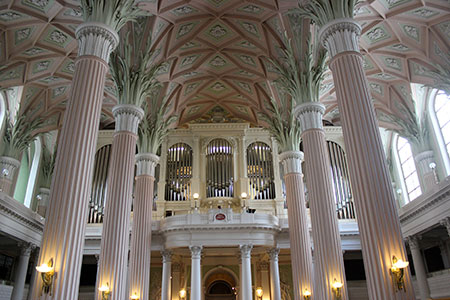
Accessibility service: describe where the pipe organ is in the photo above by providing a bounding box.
[89,124,354,220]
[327,141,355,219]
[247,142,275,200]
[88,144,112,223]
[165,143,193,201]
[206,139,234,198]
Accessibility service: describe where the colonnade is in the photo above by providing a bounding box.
[25,3,417,300]
[157,245,282,300]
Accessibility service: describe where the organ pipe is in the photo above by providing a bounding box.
[165,143,193,201]
[327,141,355,219]
[246,142,275,200]
[206,139,234,197]
[88,144,112,223]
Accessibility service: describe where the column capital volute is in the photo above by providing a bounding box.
[440,217,450,236]
[112,104,144,134]
[268,247,280,261]
[279,151,304,175]
[136,153,160,177]
[17,242,35,256]
[406,235,421,250]
[189,245,203,259]
[239,244,253,258]
[161,250,172,263]
[318,18,361,58]
[294,102,325,131]
[75,22,119,62]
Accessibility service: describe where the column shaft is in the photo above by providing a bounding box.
[11,243,33,300]
[269,248,282,300]
[408,237,430,300]
[0,157,20,196]
[190,246,202,300]
[32,23,118,300]
[161,251,172,300]
[240,245,253,300]
[97,105,143,300]
[297,103,348,300]
[415,151,436,194]
[280,151,314,299]
[129,154,159,300]
[322,19,414,299]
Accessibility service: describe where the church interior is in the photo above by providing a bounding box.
[0,0,449,299]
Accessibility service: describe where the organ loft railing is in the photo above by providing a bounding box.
[247,142,275,200]
[327,141,355,219]
[165,143,193,201]
[88,144,111,223]
[206,139,234,198]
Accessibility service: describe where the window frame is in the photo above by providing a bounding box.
[429,88,450,176]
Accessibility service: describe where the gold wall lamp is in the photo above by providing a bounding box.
[332,279,343,300]
[303,289,311,300]
[98,283,111,300]
[391,255,409,291]
[255,287,263,300]
[35,258,55,295]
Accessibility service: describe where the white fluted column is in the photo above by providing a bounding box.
[11,243,34,300]
[33,22,119,300]
[407,236,430,300]
[0,156,20,196]
[97,104,144,300]
[268,248,282,300]
[240,244,253,300]
[161,250,172,300]
[415,151,437,193]
[190,246,202,300]
[128,153,159,300]
[319,18,414,299]
[295,102,348,300]
[279,151,315,299]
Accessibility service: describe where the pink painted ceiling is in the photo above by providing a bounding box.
[0,0,448,130]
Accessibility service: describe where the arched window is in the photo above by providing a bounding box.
[247,142,275,200]
[165,143,193,201]
[397,136,422,202]
[432,90,450,173]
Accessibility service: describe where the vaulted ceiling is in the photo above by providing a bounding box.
[0,0,448,131]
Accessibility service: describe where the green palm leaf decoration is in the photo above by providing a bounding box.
[268,32,327,105]
[80,0,149,32]
[428,64,450,96]
[110,20,161,108]
[40,145,56,188]
[378,100,429,152]
[138,92,178,155]
[291,0,357,27]
[3,111,44,160]
[259,96,301,153]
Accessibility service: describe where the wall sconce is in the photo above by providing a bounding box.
[255,287,263,299]
[332,279,343,300]
[193,193,199,200]
[35,258,55,295]
[241,192,248,199]
[98,283,111,300]
[179,289,186,299]
[130,292,139,300]
[391,255,409,291]
[303,289,311,300]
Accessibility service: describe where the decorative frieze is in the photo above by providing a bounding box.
[279,151,304,174]
[319,18,361,57]
[112,104,144,134]
[136,153,159,177]
[294,102,325,131]
[75,22,119,62]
